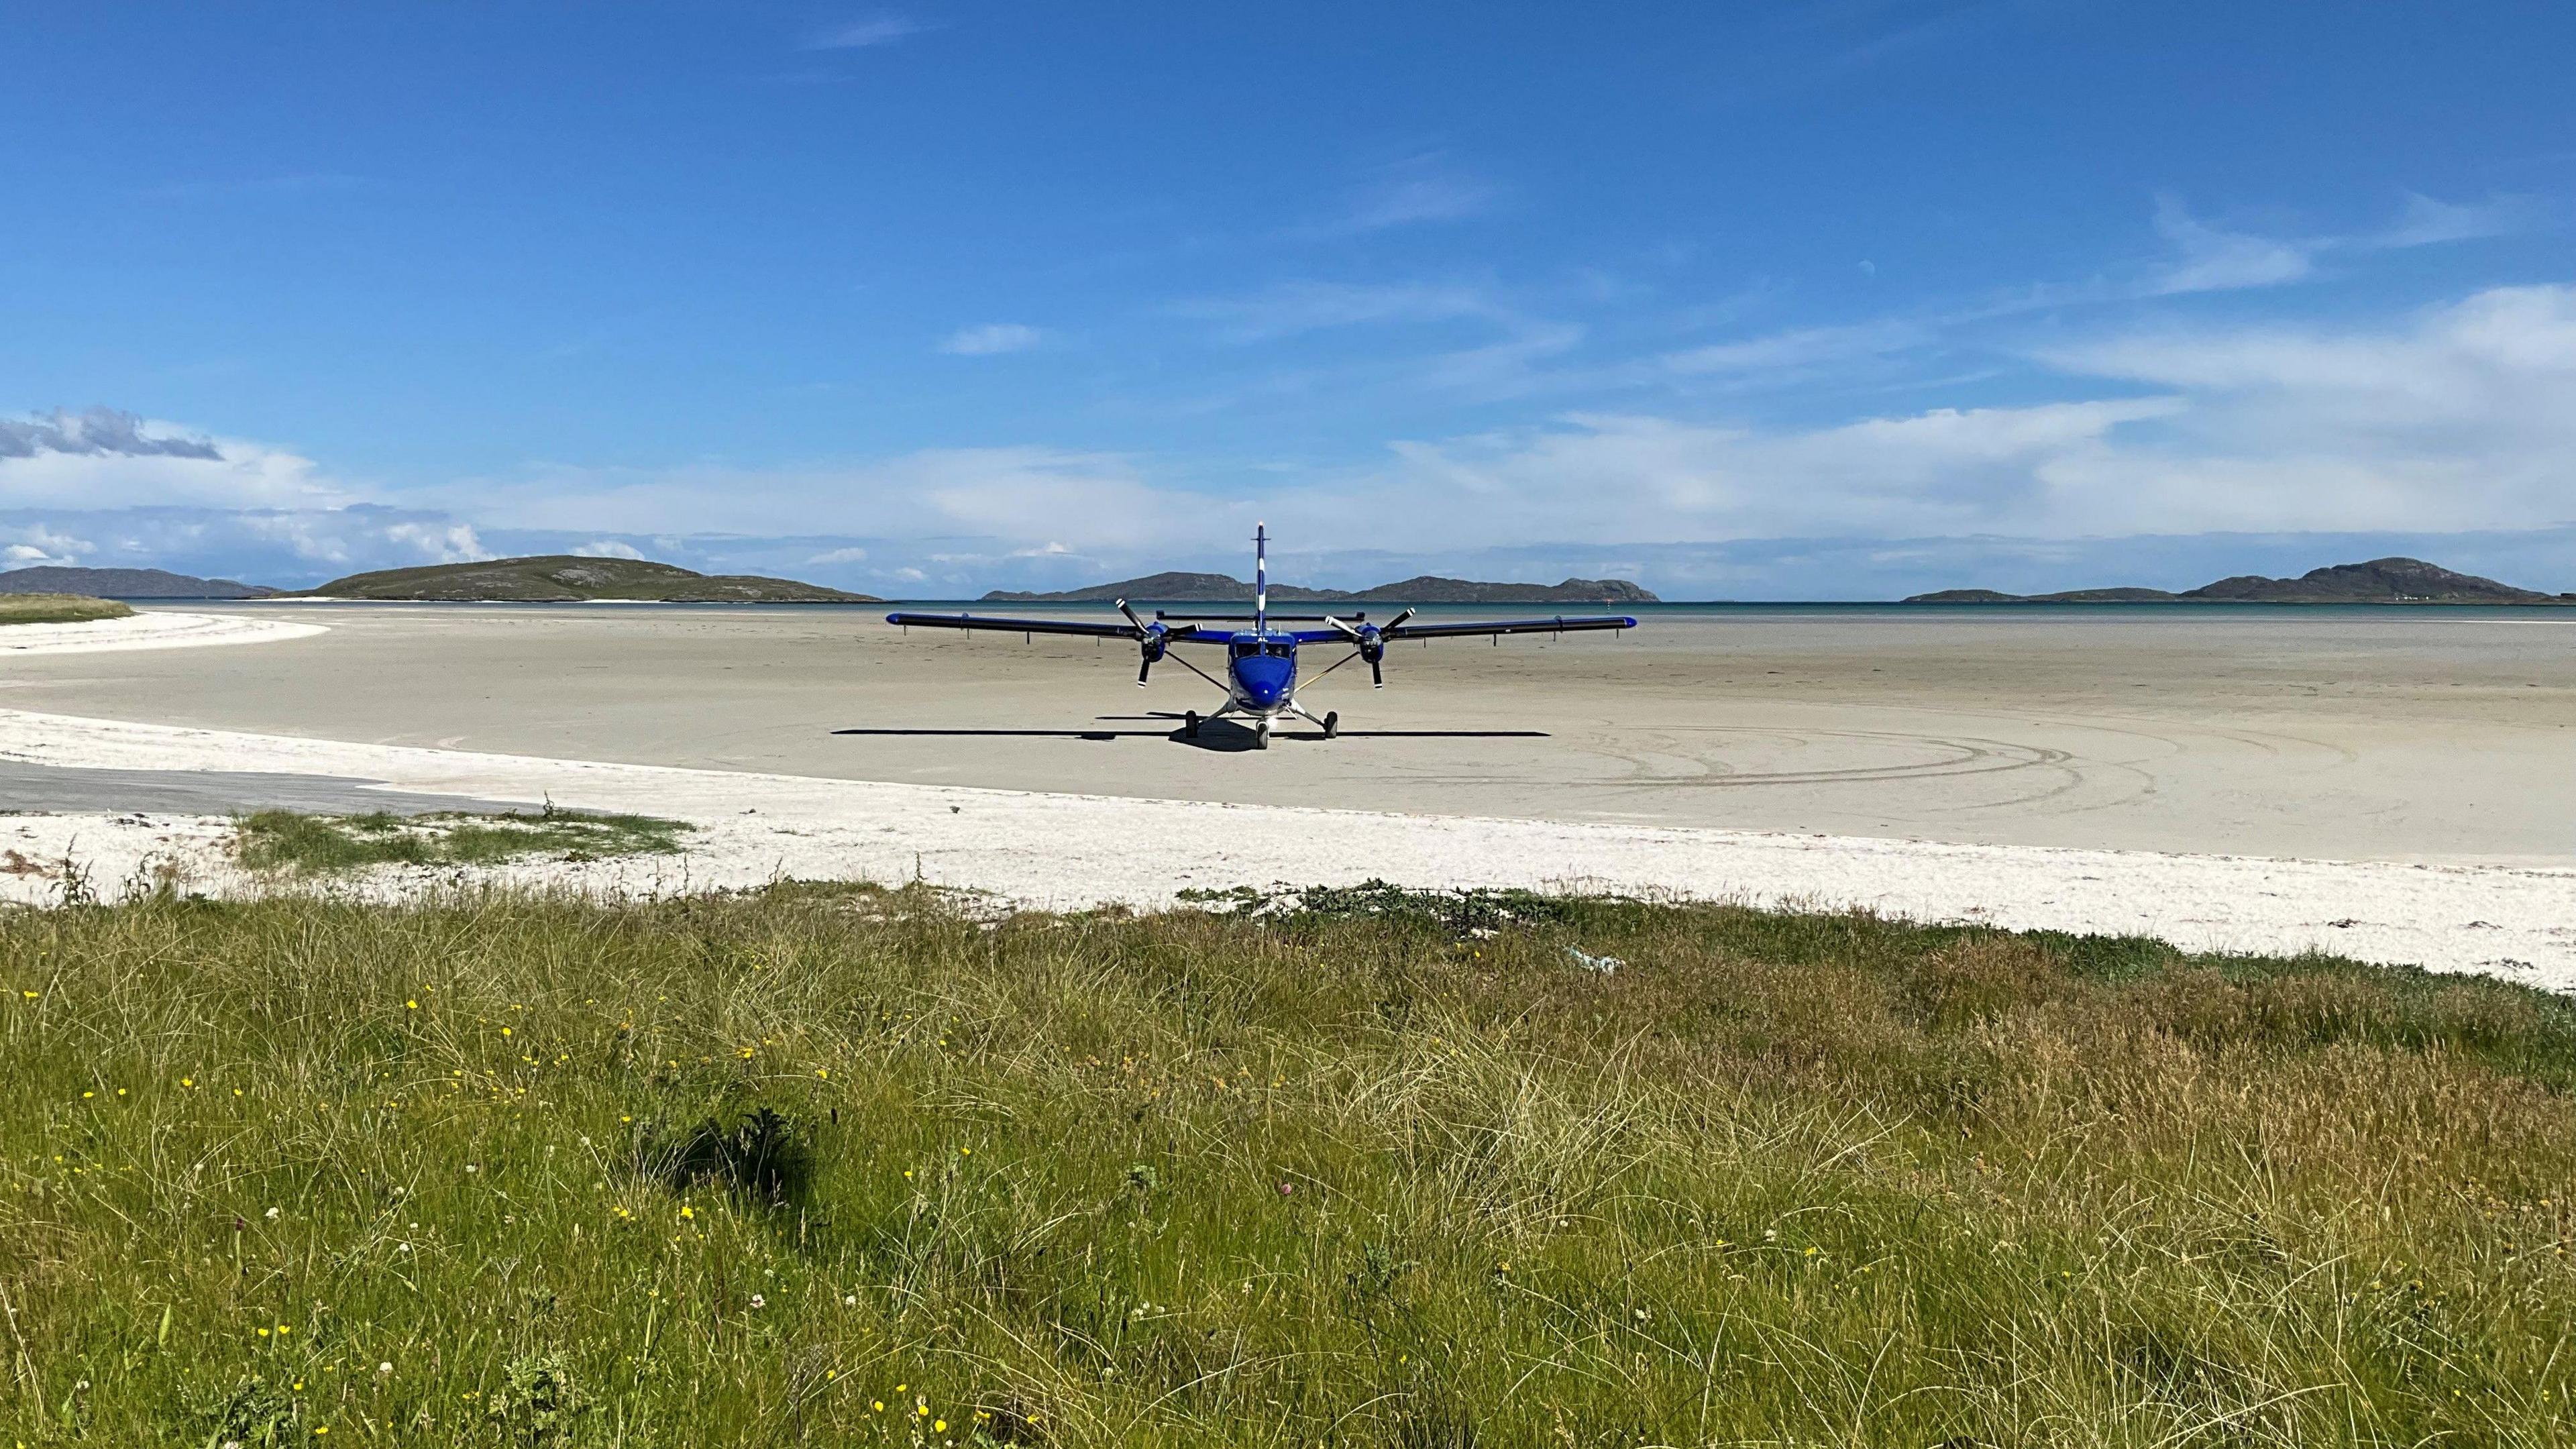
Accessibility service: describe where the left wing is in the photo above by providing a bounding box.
[1381,614,1638,641]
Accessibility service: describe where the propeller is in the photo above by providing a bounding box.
[1328,608,1413,688]
[1117,598,1169,686]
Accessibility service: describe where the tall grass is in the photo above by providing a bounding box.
[3,885,2572,1446]
[0,594,132,627]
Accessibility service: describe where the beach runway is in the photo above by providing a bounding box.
[1,602,2573,983]
[1,601,2569,863]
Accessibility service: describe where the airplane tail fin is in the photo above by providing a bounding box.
[1253,522,1267,633]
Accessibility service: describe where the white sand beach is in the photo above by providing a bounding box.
[0,610,327,655]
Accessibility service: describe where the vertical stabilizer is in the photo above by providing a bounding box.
[1253,522,1268,634]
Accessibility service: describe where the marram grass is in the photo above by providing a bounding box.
[4,883,2575,1446]
[0,594,131,627]
[234,810,689,874]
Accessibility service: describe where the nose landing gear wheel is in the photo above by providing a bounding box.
[1254,720,1271,751]
[1183,710,1200,738]
[1323,711,1338,739]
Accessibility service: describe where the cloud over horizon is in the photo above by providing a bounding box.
[9,276,2572,596]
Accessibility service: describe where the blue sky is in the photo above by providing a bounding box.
[3,1,2573,597]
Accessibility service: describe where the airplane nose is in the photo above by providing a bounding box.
[1233,655,1293,706]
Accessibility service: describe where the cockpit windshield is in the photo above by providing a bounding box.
[1263,640,1293,658]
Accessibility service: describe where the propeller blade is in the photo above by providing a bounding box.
[1325,613,1365,641]
[1115,598,1148,634]
[1136,657,1152,688]
[1370,656,1384,689]
[1385,608,1417,631]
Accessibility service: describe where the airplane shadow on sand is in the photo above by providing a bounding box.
[833,717,1548,753]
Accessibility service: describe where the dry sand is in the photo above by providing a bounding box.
[1,601,2571,984]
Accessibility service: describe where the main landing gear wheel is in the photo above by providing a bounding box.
[1323,711,1339,739]
[1182,710,1200,738]
[1254,719,1271,751]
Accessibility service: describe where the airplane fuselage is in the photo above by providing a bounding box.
[1222,631,1299,712]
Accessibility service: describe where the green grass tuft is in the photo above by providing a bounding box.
[4,886,2575,1444]
[0,592,133,627]
[234,808,689,873]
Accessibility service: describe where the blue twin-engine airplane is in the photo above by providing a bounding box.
[886,526,1640,749]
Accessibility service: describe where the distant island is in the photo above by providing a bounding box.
[0,565,279,599]
[294,555,879,603]
[985,572,1659,604]
[1907,557,2576,606]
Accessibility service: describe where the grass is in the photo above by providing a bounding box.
[0,594,133,627]
[5,883,2575,1446]
[235,808,690,873]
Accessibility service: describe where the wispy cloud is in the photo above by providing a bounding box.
[939,323,1045,356]
[2143,197,2318,295]
[2141,191,2526,298]
[1659,320,1930,376]
[1174,280,1502,343]
[802,13,928,50]
[1297,155,1500,239]
[2363,191,2529,250]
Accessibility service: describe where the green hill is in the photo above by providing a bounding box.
[299,555,877,603]
[1907,557,2573,605]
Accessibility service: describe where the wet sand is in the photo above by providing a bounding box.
[3,601,2571,865]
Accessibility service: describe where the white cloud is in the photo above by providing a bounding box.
[0,524,94,568]
[802,13,926,50]
[0,409,360,511]
[571,539,646,559]
[938,323,1044,356]
[2034,283,2576,533]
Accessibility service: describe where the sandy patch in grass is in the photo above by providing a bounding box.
[0,706,2570,985]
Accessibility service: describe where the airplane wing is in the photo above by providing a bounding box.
[883,611,1199,641]
[1381,614,1638,641]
